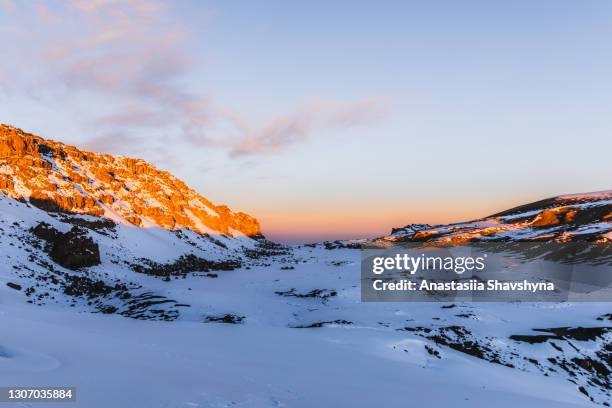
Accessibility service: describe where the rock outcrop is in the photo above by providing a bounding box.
[32,222,101,270]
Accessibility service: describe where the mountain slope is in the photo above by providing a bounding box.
[379,190,611,244]
[0,124,260,237]
[0,124,278,320]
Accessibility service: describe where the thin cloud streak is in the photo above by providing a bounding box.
[186,97,390,157]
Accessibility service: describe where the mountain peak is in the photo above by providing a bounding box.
[0,124,261,238]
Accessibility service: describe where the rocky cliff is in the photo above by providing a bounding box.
[0,124,261,237]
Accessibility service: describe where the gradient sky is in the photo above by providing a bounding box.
[1,1,611,243]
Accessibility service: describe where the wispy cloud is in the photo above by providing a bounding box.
[2,0,206,141]
[0,0,15,12]
[0,0,388,159]
[186,97,390,157]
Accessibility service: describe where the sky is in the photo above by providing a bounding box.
[1,0,611,243]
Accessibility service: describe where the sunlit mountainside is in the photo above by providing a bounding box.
[378,191,612,244]
[0,124,261,237]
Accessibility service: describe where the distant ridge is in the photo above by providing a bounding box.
[379,190,611,243]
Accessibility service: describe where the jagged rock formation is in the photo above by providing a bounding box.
[0,124,261,237]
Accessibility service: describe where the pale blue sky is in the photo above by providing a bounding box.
[1,1,611,242]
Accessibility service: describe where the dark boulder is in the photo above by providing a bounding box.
[50,227,100,269]
[204,314,244,324]
[31,222,61,241]
[6,282,22,291]
[31,222,101,270]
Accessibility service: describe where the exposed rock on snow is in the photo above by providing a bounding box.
[204,314,245,324]
[32,222,101,269]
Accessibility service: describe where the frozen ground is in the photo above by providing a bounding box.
[1,246,610,407]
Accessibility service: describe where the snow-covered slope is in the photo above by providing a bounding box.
[378,191,612,244]
[1,246,610,407]
[0,124,277,320]
[0,193,277,320]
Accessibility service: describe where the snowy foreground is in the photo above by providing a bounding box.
[1,246,610,408]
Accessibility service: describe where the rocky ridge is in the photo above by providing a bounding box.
[0,124,261,238]
[378,190,611,244]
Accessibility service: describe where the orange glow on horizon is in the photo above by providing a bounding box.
[256,198,522,243]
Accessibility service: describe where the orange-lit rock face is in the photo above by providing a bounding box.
[530,207,579,228]
[530,209,561,227]
[0,124,261,237]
